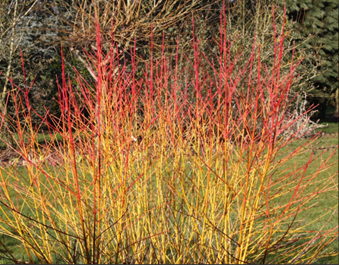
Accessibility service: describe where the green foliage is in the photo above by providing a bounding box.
[286,0,338,113]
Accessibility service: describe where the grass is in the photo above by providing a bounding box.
[0,131,63,149]
[0,166,40,263]
[315,121,338,135]
[316,122,338,134]
[276,135,338,264]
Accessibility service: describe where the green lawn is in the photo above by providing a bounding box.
[315,121,338,134]
[0,166,41,264]
[0,131,63,149]
[276,135,338,264]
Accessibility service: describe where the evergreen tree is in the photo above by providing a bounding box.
[286,0,338,118]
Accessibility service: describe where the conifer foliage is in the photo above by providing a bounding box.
[286,0,339,117]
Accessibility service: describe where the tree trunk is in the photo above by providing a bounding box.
[334,88,339,118]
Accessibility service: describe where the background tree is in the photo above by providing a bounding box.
[0,0,80,140]
[0,0,39,146]
[286,0,338,118]
[42,0,217,81]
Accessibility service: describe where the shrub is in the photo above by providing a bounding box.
[0,7,337,264]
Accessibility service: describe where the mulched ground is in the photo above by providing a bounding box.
[0,145,64,167]
[0,148,19,166]
[0,132,337,168]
